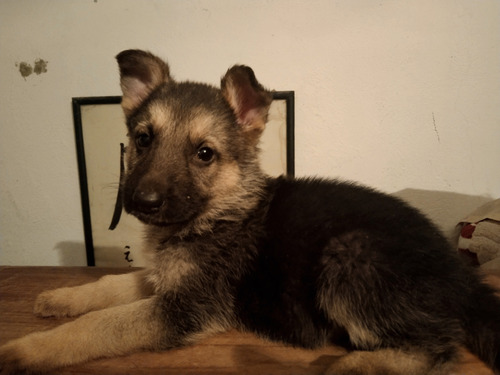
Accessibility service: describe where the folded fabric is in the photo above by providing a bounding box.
[457,199,500,270]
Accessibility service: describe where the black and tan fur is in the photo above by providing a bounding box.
[1,50,499,374]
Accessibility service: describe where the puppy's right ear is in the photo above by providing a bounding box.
[116,50,171,116]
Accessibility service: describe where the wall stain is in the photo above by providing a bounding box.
[432,112,441,143]
[33,59,48,75]
[16,58,48,79]
[17,62,33,78]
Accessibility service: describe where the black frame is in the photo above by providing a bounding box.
[72,92,295,266]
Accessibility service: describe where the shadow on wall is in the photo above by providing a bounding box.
[392,189,493,243]
[54,241,87,266]
[55,241,141,267]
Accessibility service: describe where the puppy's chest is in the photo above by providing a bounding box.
[146,228,261,295]
[147,245,199,293]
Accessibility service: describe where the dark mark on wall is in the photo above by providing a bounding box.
[33,59,48,75]
[16,58,49,79]
[432,112,440,143]
[17,62,33,78]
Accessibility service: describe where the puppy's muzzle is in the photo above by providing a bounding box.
[132,189,163,213]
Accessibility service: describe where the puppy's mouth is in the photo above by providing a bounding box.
[128,209,193,227]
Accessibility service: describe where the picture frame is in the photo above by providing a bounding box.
[72,92,295,267]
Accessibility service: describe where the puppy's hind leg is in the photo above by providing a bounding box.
[325,348,453,375]
[34,270,153,317]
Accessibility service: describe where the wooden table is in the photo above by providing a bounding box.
[1,266,498,375]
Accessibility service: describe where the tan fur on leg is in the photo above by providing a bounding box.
[1,297,164,373]
[325,349,453,375]
[34,270,152,317]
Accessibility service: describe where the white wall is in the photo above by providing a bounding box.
[1,0,499,266]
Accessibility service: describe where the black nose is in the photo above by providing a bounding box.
[132,189,163,212]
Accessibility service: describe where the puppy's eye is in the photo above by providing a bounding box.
[197,147,214,163]
[136,133,152,148]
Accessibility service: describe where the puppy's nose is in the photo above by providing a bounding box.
[133,189,163,212]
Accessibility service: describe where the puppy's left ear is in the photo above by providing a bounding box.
[221,66,272,140]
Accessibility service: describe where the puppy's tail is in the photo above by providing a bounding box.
[463,281,500,373]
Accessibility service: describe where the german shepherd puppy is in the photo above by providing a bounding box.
[1,50,499,375]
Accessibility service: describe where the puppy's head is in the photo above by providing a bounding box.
[116,50,272,229]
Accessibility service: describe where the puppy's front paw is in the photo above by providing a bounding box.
[34,288,82,318]
[0,331,66,375]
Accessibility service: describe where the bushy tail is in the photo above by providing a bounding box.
[464,282,500,373]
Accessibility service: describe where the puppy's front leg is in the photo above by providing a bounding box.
[34,270,153,317]
[1,297,165,374]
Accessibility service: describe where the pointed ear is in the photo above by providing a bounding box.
[116,50,171,116]
[221,65,272,138]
